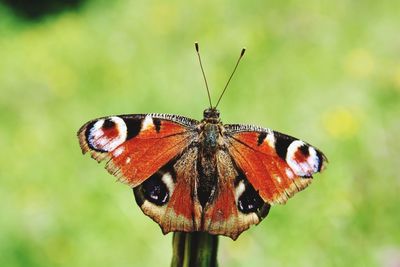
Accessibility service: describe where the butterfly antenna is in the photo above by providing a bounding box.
[214,47,246,109]
[195,42,213,108]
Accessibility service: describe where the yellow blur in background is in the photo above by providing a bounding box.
[0,1,399,266]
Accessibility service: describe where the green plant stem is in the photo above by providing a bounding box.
[171,232,219,267]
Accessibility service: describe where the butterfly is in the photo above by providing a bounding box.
[77,43,327,240]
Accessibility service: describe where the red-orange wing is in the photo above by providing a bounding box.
[77,114,198,187]
[224,124,328,205]
[202,149,270,240]
[133,146,203,235]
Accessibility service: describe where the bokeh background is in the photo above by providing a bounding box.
[1,1,399,266]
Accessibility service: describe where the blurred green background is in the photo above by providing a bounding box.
[1,0,399,266]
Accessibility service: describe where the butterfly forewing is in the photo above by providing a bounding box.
[77,114,198,187]
[224,124,327,205]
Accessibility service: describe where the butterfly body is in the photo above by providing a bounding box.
[78,107,327,239]
[196,109,223,207]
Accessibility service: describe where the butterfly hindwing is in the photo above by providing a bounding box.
[224,124,327,205]
[202,149,270,240]
[133,146,203,234]
[77,114,198,187]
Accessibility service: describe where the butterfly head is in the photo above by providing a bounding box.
[203,108,220,123]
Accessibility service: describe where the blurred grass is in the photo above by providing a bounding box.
[0,0,400,266]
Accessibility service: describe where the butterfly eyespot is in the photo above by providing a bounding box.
[286,140,321,177]
[238,188,264,214]
[235,180,264,214]
[141,172,171,206]
[86,116,127,152]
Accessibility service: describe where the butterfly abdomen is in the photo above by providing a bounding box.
[197,155,217,208]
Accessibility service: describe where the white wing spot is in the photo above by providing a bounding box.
[234,180,246,203]
[142,115,154,130]
[125,157,131,164]
[113,147,125,157]
[161,172,175,195]
[265,132,276,148]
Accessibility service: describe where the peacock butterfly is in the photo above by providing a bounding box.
[77,43,327,240]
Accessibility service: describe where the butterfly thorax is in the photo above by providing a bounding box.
[199,108,225,155]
